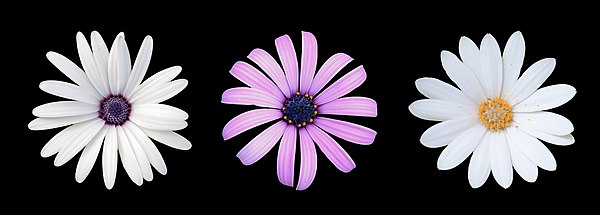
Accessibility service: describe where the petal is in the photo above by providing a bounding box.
[318,97,377,117]
[515,123,574,146]
[221,87,282,108]
[415,78,474,106]
[513,84,576,112]
[237,121,287,165]
[130,112,187,131]
[479,34,503,98]
[420,117,478,148]
[468,132,491,188]
[40,122,88,157]
[77,32,109,96]
[501,31,525,96]
[116,126,143,185]
[124,125,153,181]
[143,128,191,150]
[90,31,110,91]
[28,114,97,131]
[132,104,189,121]
[130,66,181,98]
[490,132,513,189]
[297,128,317,190]
[409,99,475,121]
[306,124,355,173]
[275,35,299,95]
[75,125,108,183]
[508,58,556,104]
[507,132,538,183]
[437,125,487,170]
[107,35,131,94]
[513,112,574,136]
[300,31,318,94]
[222,109,282,140]
[54,118,104,166]
[458,36,483,88]
[308,53,353,96]
[130,79,188,105]
[124,36,153,96]
[248,49,291,98]
[102,126,118,189]
[313,117,376,145]
[33,101,98,118]
[46,52,99,97]
[277,125,297,187]
[229,61,285,102]
[314,66,366,106]
[124,123,167,175]
[506,127,556,171]
[40,80,100,104]
[441,51,486,102]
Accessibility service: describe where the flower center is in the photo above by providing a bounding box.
[282,92,317,127]
[99,95,131,126]
[478,97,513,131]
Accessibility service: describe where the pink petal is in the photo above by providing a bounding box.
[222,109,282,140]
[305,124,355,173]
[275,35,299,95]
[277,125,297,187]
[248,49,292,98]
[313,66,366,106]
[229,61,285,102]
[318,97,377,117]
[297,128,317,191]
[237,121,287,165]
[308,53,353,96]
[222,87,282,108]
[314,117,376,145]
[300,32,318,94]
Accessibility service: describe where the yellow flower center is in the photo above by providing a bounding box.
[478,97,513,131]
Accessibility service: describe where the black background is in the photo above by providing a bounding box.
[5,4,597,210]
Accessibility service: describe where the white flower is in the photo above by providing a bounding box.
[409,31,575,188]
[28,31,191,189]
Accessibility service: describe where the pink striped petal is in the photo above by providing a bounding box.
[222,87,282,108]
[306,124,355,173]
[248,49,291,98]
[318,97,377,117]
[308,53,353,96]
[229,61,285,102]
[277,125,297,187]
[222,109,282,140]
[275,35,299,95]
[314,66,367,106]
[297,128,317,190]
[300,32,318,94]
[314,117,376,145]
[237,121,287,165]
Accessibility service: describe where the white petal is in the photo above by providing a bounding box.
[124,123,167,175]
[132,104,188,121]
[516,123,574,146]
[459,36,483,89]
[415,78,474,106]
[116,126,143,186]
[130,79,187,105]
[437,125,487,170]
[409,99,475,121]
[490,132,513,188]
[508,58,556,104]
[28,114,97,131]
[468,132,491,188]
[76,32,109,96]
[46,52,100,97]
[506,127,556,171]
[33,101,98,118]
[143,128,191,150]
[479,34,503,98]
[501,31,525,96]
[54,118,104,166]
[507,132,538,183]
[130,66,182,98]
[40,81,100,104]
[513,84,576,112]
[102,126,118,189]
[441,51,486,103]
[75,125,108,183]
[90,31,110,94]
[124,36,153,96]
[108,36,130,94]
[513,112,574,136]
[130,112,187,131]
[40,122,87,157]
[420,117,478,148]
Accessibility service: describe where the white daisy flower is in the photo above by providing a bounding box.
[28,31,191,189]
[409,31,575,188]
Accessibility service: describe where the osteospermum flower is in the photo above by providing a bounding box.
[222,32,377,190]
[29,31,191,189]
[409,31,575,188]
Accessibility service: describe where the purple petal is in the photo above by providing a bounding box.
[308,53,353,96]
[237,121,287,165]
[314,66,366,106]
[318,97,377,117]
[297,128,317,190]
[277,125,297,187]
[275,35,299,95]
[222,87,282,108]
[300,32,318,94]
[222,109,282,140]
[248,49,292,98]
[305,124,355,173]
[229,61,285,102]
[313,117,376,145]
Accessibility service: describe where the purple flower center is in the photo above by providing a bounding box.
[99,95,131,125]
[283,92,317,127]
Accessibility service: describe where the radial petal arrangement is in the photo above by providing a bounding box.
[222,32,377,190]
[29,31,191,189]
[409,31,575,188]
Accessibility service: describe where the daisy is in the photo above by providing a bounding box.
[28,31,191,189]
[409,31,575,188]
[222,31,377,190]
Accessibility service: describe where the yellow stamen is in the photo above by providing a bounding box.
[479,97,513,131]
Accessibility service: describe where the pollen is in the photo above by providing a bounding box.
[479,97,513,131]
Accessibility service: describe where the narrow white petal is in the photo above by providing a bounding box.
[40,122,86,157]
[116,36,131,94]
[124,36,153,96]
[507,131,538,183]
[409,99,476,121]
[54,118,104,166]
[468,132,491,188]
[129,113,187,131]
[508,58,556,104]
[506,127,557,171]
[40,80,100,104]
[513,84,576,112]
[459,36,483,89]
[132,104,188,121]
[437,125,487,170]
[130,66,182,98]
[28,114,97,131]
[130,79,187,105]
[124,124,154,181]
[90,31,110,93]
[33,101,98,118]
[490,132,513,188]
[501,31,525,96]
[77,32,109,96]
[102,126,118,189]
[143,128,191,150]
[75,126,108,183]
[516,123,574,146]
[441,51,486,103]
[116,126,143,186]
[46,52,100,97]
[513,112,574,136]
[480,34,503,98]
[415,78,474,106]
[124,123,167,175]
[420,117,478,148]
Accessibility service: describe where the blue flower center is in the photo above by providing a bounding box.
[99,95,131,125]
[283,92,317,127]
